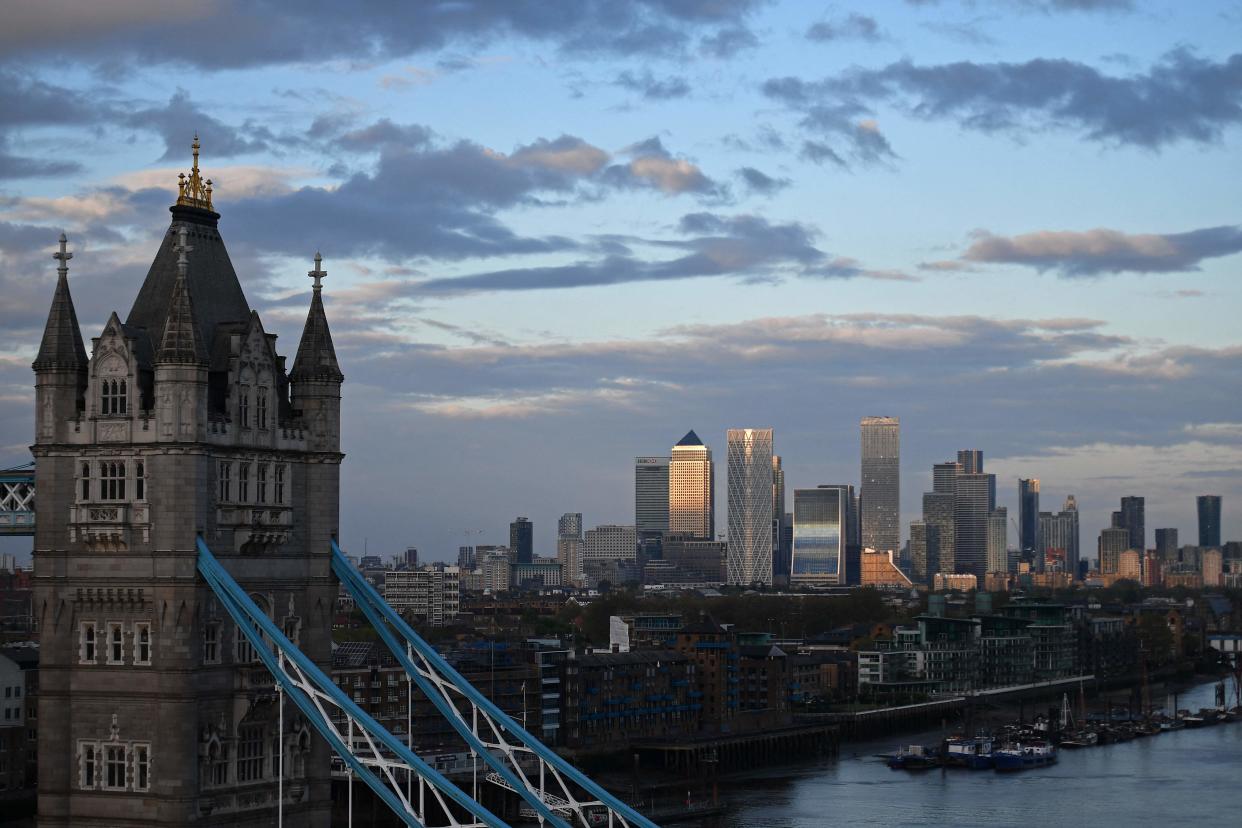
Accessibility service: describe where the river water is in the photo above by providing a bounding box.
[711,680,1240,827]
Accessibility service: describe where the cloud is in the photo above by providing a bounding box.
[603,137,721,195]
[806,14,884,43]
[958,225,1242,276]
[698,25,760,58]
[614,71,692,100]
[0,0,766,69]
[736,166,791,195]
[764,50,1242,161]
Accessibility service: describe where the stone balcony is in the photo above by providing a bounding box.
[68,501,151,550]
[216,504,293,554]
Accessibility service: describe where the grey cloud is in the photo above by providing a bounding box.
[806,14,883,43]
[1,0,765,69]
[766,50,1242,156]
[410,213,890,295]
[960,225,1242,276]
[614,71,692,100]
[736,166,791,195]
[698,25,760,58]
[123,89,275,160]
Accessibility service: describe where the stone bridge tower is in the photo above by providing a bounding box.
[32,139,342,826]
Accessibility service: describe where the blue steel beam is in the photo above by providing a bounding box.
[332,540,661,828]
[196,537,507,828]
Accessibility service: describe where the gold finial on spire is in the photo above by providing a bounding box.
[176,133,214,210]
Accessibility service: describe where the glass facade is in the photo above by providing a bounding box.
[726,428,773,586]
[791,487,844,585]
[860,416,900,554]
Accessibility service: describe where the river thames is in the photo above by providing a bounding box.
[712,680,1240,827]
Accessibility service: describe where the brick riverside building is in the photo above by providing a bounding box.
[31,141,342,826]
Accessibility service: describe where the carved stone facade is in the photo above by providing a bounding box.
[32,150,342,827]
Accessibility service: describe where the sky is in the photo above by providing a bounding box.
[1,0,1241,564]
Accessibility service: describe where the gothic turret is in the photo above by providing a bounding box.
[290,253,343,453]
[32,233,88,442]
[155,225,209,442]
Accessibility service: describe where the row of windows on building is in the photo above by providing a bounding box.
[79,622,152,666]
[79,741,150,792]
[202,617,300,666]
[217,461,288,506]
[80,460,144,502]
[203,727,311,788]
[96,380,273,430]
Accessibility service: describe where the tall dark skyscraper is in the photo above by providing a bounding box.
[510,515,533,564]
[634,455,670,541]
[1119,496,1145,552]
[771,455,788,581]
[953,451,995,577]
[921,490,956,574]
[1198,495,1222,548]
[1018,478,1040,558]
[860,416,900,554]
[1155,527,1179,563]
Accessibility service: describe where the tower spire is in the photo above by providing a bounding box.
[157,225,205,364]
[176,134,214,210]
[291,251,343,384]
[33,233,88,372]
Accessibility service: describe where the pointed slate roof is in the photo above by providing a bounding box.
[290,284,343,383]
[126,205,251,366]
[676,429,704,447]
[157,263,205,365]
[33,234,88,372]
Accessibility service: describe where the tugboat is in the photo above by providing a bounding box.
[944,736,995,769]
[886,744,940,770]
[993,741,1057,772]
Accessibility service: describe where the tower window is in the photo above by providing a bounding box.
[80,462,91,500]
[203,623,220,664]
[218,461,232,502]
[135,461,145,501]
[80,622,97,664]
[134,622,152,665]
[237,725,266,782]
[238,463,250,502]
[100,379,127,415]
[107,622,124,664]
[239,386,250,428]
[99,461,126,500]
[257,464,268,504]
[274,464,286,504]
[208,742,228,786]
[257,387,269,430]
[133,743,150,791]
[104,744,126,790]
[80,742,99,789]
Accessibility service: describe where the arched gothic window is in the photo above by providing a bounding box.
[100,379,128,415]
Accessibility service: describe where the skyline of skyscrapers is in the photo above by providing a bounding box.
[860,416,900,555]
[791,485,846,586]
[726,427,774,586]
[669,430,715,540]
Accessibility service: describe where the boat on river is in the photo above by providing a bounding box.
[944,736,995,769]
[886,744,940,770]
[993,741,1057,772]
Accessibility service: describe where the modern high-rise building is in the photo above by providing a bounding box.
[771,455,788,581]
[986,507,1009,574]
[557,512,584,585]
[922,490,956,574]
[860,416,900,554]
[583,524,638,561]
[1155,527,1179,563]
[1198,495,1222,548]
[932,461,962,494]
[957,449,983,475]
[909,521,939,585]
[1061,495,1080,578]
[669,430,714,539]
[1018,478,1040,558]
[1099,526,1130,574]
[791,486,846,586]
[1039,508,1078,573]
[953,452,995,578]
[31,147,339,825]
[1119,496,1145,554]
[510,516,534,564]
[726,428,774,586]
[634,456,670,541]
